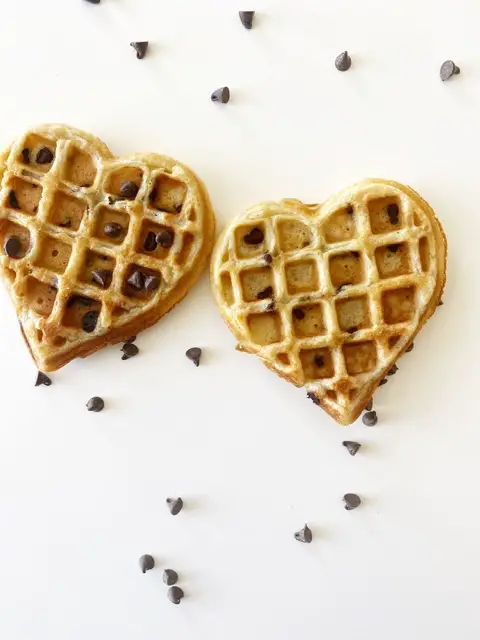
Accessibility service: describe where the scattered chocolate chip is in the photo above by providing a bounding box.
[148,187,157,203]
[156,230,174,248]
[293,308,305,320]
[307,391,320,406]
[167,586,184,605]
[128,270,145,290]
[335,51,352,71]
[4,236,21,258]
[130,41,149,59]
[144,275,161,292]
[438,299,444,306]
[346,204,354,215]
[386,203,399,225]
[125,335,137,344]
[35,372,52,387]
[440,60,460,81]
[265,301,275,312]
[104,222,123,238]
[86,396,104,412]
[58,219,72,228]
[139,554,155,574]
[239,10,255,29]
[294,523,313,543]
[314,355,324,367]
[9,190,19,209]
[257,286,273,300]
[244,227,264,244]
[362,410,378,426]
[343,441,361,456]
[406,342,414,352]
[163,569,178,586]
[166,497,184,515]
[21,148,30,164]
[119,181,139,199]
[388,244,400,253]
[121,343,139,360]
[82,310,99,333]
[186,347,202,366]
[343,493,361,510]
[263,252,273,264]
[143,231,157,252]
[379,378,388,386]
[365,399,373,411]
[388,364,398,376]
[211,86,230,103]
[91,269,112,288]
[36,147,54,164]
[346,326,358,334]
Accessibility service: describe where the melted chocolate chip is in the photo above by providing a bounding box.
[211,86,230,103]
[167,586,184,605]
[121,343,139,360]
[127,270,145,290]
[143,231,157,252]
[239,10,255,29]
[119,181,139,199]
[9,190,19,209]
[186,347,202,366]
[440,60,460,81]
[4,236,21,258]
[343,441,361,456]
[166,497,183,515]
[346,204,354,215]
[244,227,264,245]
[314,355,324,367]
[36,147,54,164]
[257,286,273,300]
[386,203,399,225]
[294,524,313,543]
[362,411,378,426]
[21,148,30,164]
[307,391,320,406]
[35,372,52,387]
[130,41,149,59]
[86,396,104,412]
[163,569,178,586]
[293,308,305,320]
[139,554,155,573]
[91,269,112,288]
[82,310,99,333]
[104,222,123,238]
[335,51,352,71]
[145,275,161,292]
[156,230,174,248]
[343,493,361,510]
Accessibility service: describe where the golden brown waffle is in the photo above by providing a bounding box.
[211,179,446,425]
[0,124,215,372]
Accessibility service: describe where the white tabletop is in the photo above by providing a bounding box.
[0,1,478,639]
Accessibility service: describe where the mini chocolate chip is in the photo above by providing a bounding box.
[167,586,184,605]
[82,310,99,333]
[9,190,19,209]
[163,569,178,586]
[130,41,149,59]
[239,10,255,29]
[121,343,139,360]
[104,222,123,238]
[438,299,444,306]
[343,493,361,510]
[143,231,157,252]
[244,227,264,245]
[4,236,21,258]
[362,410,378,426]
[314,355,324,367]
[119,181,139,199]
[343,441,361,456]
[346,204,354,215]
[125,335,137,344]
[166,497,183,515]
[264,252,273,264]
[294,523,313,543]
[346,326,357,334]
[386,203,399,225]
[379,377,388,386]
[148,187,157,203]
[35,372,52,387]
[58,219,72,228]
[128,270,145,290]
[139,554,155,574]
[36,147,54,164]
[307,391,320,406]
[406,342,414,352]
[21,148,30,164]
[186,347,202,366]
[388,244,400,253]
[335,51,352,71]
[440,60,460,81]
[144,275,161,292]
[257,286,273,300]
[86,396,104,412]
[365,399,373,411]
[156,230,174,248]
[388,364,398,376]
[91,269,112,288]
[211,86,230,103]
[293,308,305,320]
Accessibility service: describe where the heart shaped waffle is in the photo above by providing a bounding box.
[211,179,446,425]
[0,124,215,371]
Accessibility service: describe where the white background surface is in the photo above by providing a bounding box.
[0,1,478,638]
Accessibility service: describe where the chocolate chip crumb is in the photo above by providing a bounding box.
[335,51,352,71]
[365,399,373,411]
[144,274,161,292]
[167,586,184,605]
[362,410,378,426]
[4,236,21,258]
[9,190,19,209]
[440,60,460,81]
[127,270,145,290]
[36,147,54,164]
[293,308,305,320]
[163,569,178,586]
[166,497,184,515]
[343,441,361,456]
[239,10,255,29]
[91,269,112,288]
[388,364,398,376]
[143,231,157,252]
[104,222,123,238]
[139,554,155,574]
[186,347,202,366]
[82,310,99,333]
[156,230,174,248]
[121,343,139,360]
[386,203,399,225]
[257,286,273,300]
[35,372,52,387]
[263,252,273,264]
[307,391,320,406]
[406,342,414,352]
[314,355,324,367]
[119,181,139,199]
[343,493,361,510]
[130,41,149,59]
[86,396,104,412]
[244,227,264,244]
[21,148,30,164]
[294,523,313,543]
[211,87,230,103]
